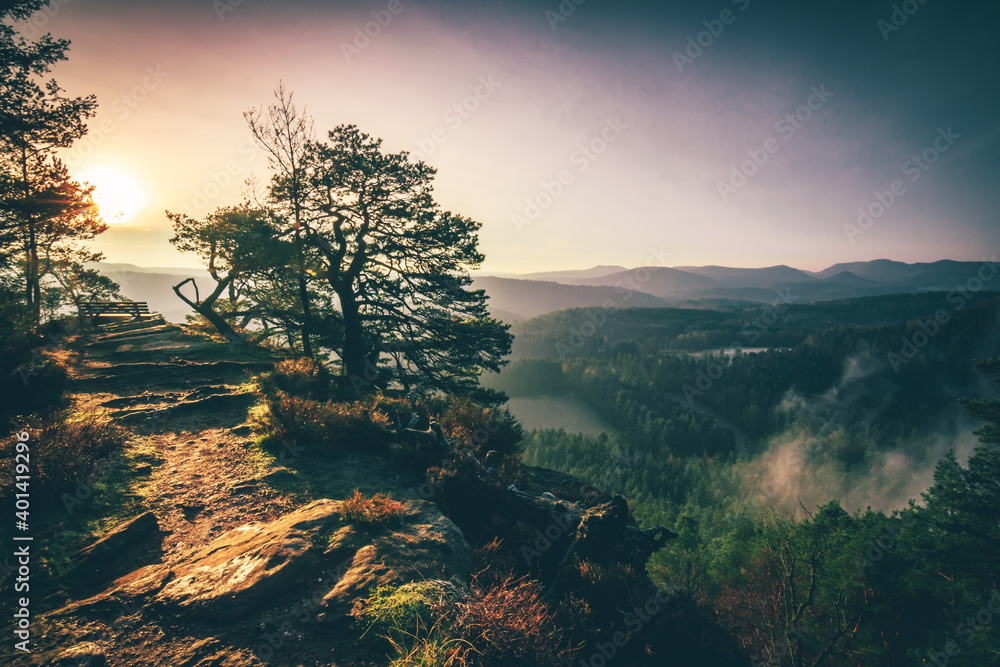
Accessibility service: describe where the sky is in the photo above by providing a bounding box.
[16,0,1000,273]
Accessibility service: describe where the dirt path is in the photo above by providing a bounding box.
[7,317,421,666]
[66,318,299,565]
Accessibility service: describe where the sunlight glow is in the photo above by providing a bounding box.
[79,166,146,224]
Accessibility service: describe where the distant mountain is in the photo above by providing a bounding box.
[90,259,997,326]
[673,264,816,288]
[472,276,666,321]
[518,265,628,282]
[812,259,917,282]
[815,259,995,292]
[561,267,718,299]
[90,262,212,278]
[516,259,997,305]
[820,270,876,285]
[90,264,666,324]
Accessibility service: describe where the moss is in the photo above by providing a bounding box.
[355,581,463,649]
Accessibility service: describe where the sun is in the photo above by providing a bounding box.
[78,166,146,223]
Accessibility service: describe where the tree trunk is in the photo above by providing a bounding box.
[26,219,40,324]
[336,284,367,387]
[294,227,313,358]
[172,277,243,343]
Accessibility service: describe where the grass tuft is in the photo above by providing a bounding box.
[343,488,405,526]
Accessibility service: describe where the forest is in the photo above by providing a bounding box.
[500,296,1000,665]
[1,1,999,664]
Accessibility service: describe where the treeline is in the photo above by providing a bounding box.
[0,0,120,427]
[513,295,1000,664]
[498,294,1000,452]
[510,292,1000,361]
[522,360,1000,665]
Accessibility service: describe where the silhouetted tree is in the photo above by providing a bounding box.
[300,124,511,399]
[0,0,103,325]
[244,83,318,356]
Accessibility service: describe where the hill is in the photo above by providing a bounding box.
[672,263,816,287]
[471,275,668,320]
[91,259,1000,327]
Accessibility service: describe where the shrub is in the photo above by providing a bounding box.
[358,573,577,667]
[456,574,578,667]
[342,488,406,526]
[432,396,523,461]
[552,593,597,644]
[546,558,658,659]
[387,633,471,667]
[0,409,129,504]
[257,357,334,402]
[0,356,69,425]
[471,538,519,587]
[356,581,464,648]
[558,559,650,627]
[254,390,394,448]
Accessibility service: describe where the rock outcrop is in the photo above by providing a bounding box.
[56,498,473,624]
[69,511,162,592]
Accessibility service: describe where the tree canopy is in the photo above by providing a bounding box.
[0,0,106,325]
[169,87,511,402]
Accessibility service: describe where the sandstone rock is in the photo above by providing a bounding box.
[173,637,254,667]
[153,499,343,620]
[51,564,174,617]
[71,511,161,576]
[47,642,106,666]
[57,497,473,628]
[562,494,677,569]
[321,499,472,617]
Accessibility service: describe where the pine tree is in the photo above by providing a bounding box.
[0,0,102,324]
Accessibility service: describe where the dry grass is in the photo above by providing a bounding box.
[255,390,394,448]
[257,357,333,401]
[0,408,129,502]
[457,574,579,667]
[343,488,406,526]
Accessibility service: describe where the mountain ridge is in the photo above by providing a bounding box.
[92,259,999,324]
